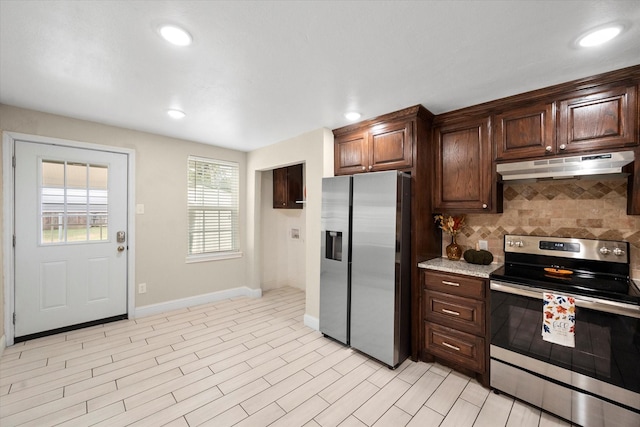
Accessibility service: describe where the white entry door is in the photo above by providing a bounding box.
[14,140,128,338]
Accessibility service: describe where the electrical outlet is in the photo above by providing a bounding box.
[291,228,300,239]
[138,283,147,294]
[479,240,489,250]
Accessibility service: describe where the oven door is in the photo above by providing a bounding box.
[490,280,640,427]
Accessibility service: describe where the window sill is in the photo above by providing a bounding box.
[186,251,243,264]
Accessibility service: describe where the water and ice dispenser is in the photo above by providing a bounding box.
[325,231,342,261]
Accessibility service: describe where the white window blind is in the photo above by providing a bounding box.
[187,156,239,256]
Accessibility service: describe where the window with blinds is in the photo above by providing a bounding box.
[187,156,239,257]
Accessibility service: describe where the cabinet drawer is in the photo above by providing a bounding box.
[423,270,485,299]
[424,322,485,373]
[425,291,485,335]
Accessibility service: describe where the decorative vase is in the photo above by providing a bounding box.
[446,235,462,261]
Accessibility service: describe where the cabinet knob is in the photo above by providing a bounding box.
[545,146,552,152]
[559,144,567,150]
[482,203,488,209]
[362,166,366,171]
[368,165,373,170]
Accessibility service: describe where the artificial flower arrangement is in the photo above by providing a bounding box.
[434,214,466,260]
[434,214,465,236]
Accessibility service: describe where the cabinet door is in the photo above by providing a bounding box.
[273,167,288,208]
[273,165,303,209]
[434,118,492,212]
[368,120,413,171]
[495,103,555,160]
[334,131,368,175]
[558,85,638,153]
[286,164,303,209]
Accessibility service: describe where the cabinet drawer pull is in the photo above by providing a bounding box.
[441,308,460,316]
[442,280,460,287]
[442,341,460,351]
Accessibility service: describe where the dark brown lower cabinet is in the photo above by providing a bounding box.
[422,269,490,387]
[424,323,485,374]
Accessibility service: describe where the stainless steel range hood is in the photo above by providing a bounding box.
[497,150,635,181]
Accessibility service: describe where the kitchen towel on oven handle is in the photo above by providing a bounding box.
[542,293,576,348]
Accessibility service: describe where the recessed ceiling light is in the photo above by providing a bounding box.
[345,112,361,121]
[167,109,186,119]
[577,25,622,47]
[159,24,192,46]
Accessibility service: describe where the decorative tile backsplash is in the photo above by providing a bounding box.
[441,177,640,279]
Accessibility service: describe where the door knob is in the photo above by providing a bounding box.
[117,245,125,252]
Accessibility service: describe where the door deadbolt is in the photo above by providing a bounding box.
[117,231,126,243]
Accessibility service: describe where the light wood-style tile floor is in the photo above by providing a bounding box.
[0,287,576,427]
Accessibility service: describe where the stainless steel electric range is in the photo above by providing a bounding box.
[489,235,640,427]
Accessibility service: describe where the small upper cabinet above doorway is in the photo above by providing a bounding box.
[273,163,304,209]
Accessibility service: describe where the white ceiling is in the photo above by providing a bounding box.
[1,1,639,152]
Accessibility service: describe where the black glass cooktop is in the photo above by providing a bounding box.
[490,264,640,305]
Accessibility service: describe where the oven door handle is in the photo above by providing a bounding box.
[490,281,640,319]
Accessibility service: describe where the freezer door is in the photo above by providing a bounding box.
[351,171,410,366]
[319,176,352,344]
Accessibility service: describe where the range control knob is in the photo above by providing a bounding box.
[599,246,611,255]
[613,247,625,256]
[515,240,524,247]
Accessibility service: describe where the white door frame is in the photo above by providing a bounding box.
[3,131,136,346]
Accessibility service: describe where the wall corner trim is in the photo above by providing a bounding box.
[134,286,263,319]
[303,314,319,331]
[0,335,5,358]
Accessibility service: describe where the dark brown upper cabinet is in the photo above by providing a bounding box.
[333,130,368,175]
[494,103,555,161]
[333,109,417,176]
[495,84,638,162]
[437,65,639,213]
[273,164,303,209]
[557,85,637,154]
[368,119,413,172]
[433,117,495,213]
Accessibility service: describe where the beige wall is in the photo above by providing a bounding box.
[0,104,249,329]
[247,128,334,322]
[0,140,3,347]
[260,170,306,291]
[444,177,640,280]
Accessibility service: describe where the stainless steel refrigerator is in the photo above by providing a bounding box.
[319,170,411,368]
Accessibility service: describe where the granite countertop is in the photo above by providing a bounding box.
[418,257,502,279]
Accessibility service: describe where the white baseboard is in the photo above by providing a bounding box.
[0,334,5,358]
[303,314,319,331]
[134,286,262,318]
